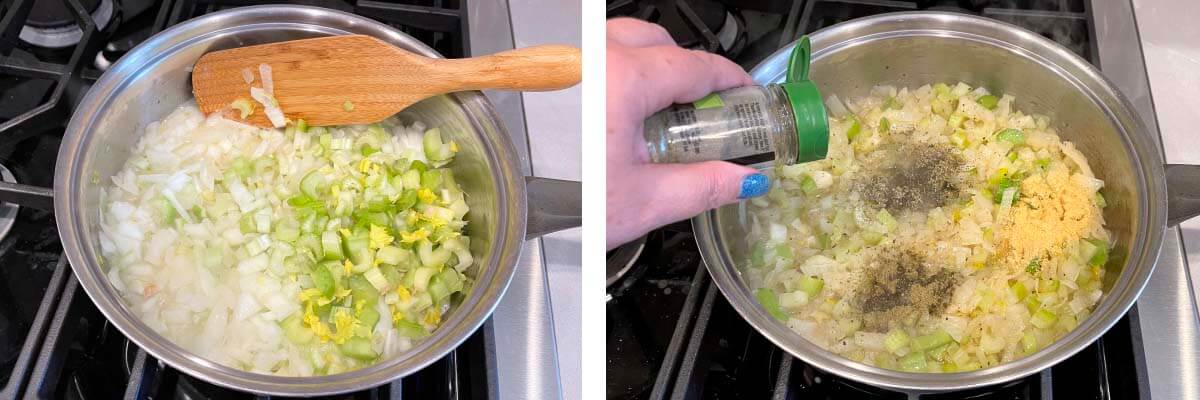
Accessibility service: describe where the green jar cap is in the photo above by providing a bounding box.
[778,36,829,163]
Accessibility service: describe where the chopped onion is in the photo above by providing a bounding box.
[258,63,273,95]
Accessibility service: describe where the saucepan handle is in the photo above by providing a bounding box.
[1167,164,1200,226]
[524,176,581,240]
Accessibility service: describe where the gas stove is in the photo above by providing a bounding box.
[606,0,1173,399]
[0,1,559,399]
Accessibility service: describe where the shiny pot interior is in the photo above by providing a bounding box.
[695,12,1164,392]
[54,5,525,396]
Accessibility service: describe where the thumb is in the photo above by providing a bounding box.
[641,161,770,226]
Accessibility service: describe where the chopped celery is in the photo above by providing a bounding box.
[750,243,765,268]
[1035,158,1051,170]
[1010,281,1029,300]
[862,230,883,245]
[977,94,999,110]
[273,221,301,242]
[1021,333,1038,354]
[884,97,902,110]
[321,231,345,261]
[1087,239,1108,266]
[912,330,953,352]
[409,160,429,174]
[394,319,426,338]
[884,329,910,354]
[1095,192,1107,208]
[899,351,927,372]
[1006,150,1019,162]
[300,170,327,198]
[428,276,450,303]
[774,245,793,262]
[421,169,443,190]
[1031,309,1058,329]
[440,269,463,292]
[845,117,862,142]
[360,145,379,157]
[947,113,965,128]
[800,175,817,195]
[413,267,436,292]
[755,288,786,321]
[281,315,313,344]
[996,128,1025,145]
[348,275,380,306]
[345,229,372,267]
[798,276,824,298]
[311,263,335,296]
[376,246,407,265]
[950,129,969,149]
[231,157,252,179]
[359,306,380,328]
[879,117,890,134]
[1039,278,1059,293]
[342,101,355,112]
[337,337,376,360]
[295,119,308,133]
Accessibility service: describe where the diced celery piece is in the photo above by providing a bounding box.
[345,229,372,266]
[755,288,786,321]
[899,351,927,372]
[883,329,907,353]
[376,246,407,265]
[428,276,450,303]
[1021,333,1038,354]
[845,117,862,142]
[402,170,421,190]
[1031,309,1058,329]
[1087,238,1108,266]
[879,117,890,133]
[360,145,379,157]
[321,231,345,261]
[239,213,256,234]
[796,277,821,299]
[337,337,376,360]
[977,94,999,109]
[912,330,953,352]
[231,157,252,179]
[1039,278,1059,294]
[300,169,327,198]
[311,263,335,296]
[884,97,903,110]
[996,128,1025,145]
[1010,281,1029,300]
[273,221,300,242]
[440,269,464,292]
[421,169,443,190]
[342,101,355,112]
[281,315,313,344]
[413,267,436,292]
[774,245,793,262]
[409,160,429,174]
[948,113,965,128]
[359,306,380,328]
[800,175,817,195]
[348,275,380,306]
[950,129,969,149]
[394,319,426,338]
[417,241,451,268]
[395,189,418,210]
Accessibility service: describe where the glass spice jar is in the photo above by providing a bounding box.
[643,37,829,166]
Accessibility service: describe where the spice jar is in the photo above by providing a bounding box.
[643,37,829,166]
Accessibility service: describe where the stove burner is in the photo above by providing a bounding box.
[19,0,114,49]
[607,0,747,57]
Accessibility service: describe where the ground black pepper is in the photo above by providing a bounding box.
[855,143,964,213]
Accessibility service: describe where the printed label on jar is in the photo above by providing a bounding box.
[664,92,774,163]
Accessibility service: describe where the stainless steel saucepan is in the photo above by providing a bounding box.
[49,5,579,396]
[694,12,1200,392]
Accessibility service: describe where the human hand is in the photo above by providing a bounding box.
[606,18,770,250]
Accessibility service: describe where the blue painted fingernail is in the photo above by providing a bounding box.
[739,173,770,199]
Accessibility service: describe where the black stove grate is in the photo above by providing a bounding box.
[0,1,491,399]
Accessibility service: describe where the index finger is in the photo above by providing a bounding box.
[606,18,676,48]
[628,46,755,117]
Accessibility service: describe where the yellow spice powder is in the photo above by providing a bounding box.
[995,167,1097,270]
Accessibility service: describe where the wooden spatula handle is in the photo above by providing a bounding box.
[437,44,581,92]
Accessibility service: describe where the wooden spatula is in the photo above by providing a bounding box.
[191,34,581,128]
